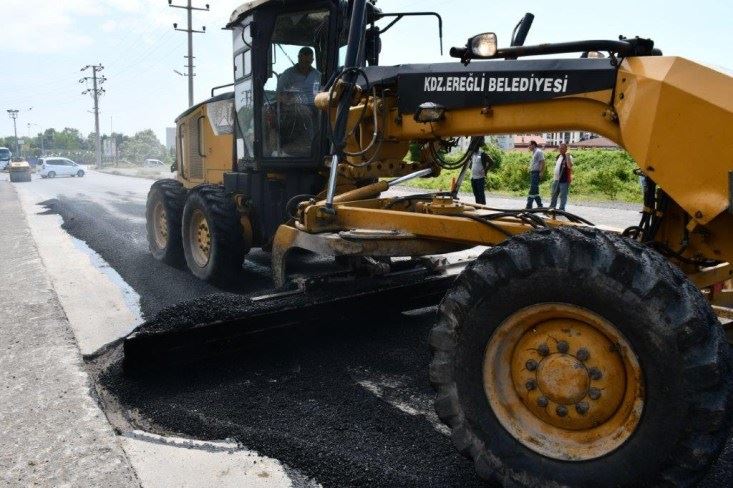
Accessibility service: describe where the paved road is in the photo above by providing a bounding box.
[6,170,732,487]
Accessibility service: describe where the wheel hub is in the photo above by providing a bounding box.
[153,202,168,249]
[510,318,627,431]
[484,304,643,460]
[536,354,588,405]
[190,210,211,267]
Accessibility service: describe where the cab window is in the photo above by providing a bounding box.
[261,9,329,158]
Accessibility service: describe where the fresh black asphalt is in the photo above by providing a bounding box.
[39,193,733,487]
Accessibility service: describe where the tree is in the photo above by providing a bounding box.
[54,128,84,150]
[119,129,166,164]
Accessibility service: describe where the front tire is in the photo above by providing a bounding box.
[181,185,248,285]
[47,171,56,178]
[430,227,730,487]
[146,179,187,265]
[77,170,85,177]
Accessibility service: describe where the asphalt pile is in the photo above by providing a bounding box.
[99,304,485,487]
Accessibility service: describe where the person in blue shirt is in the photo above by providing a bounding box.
[275,47,322,156]
[277,47,321,105]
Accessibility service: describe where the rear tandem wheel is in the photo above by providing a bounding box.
[181,184,249,285]
[430,227,730,487]
[146,179,187,265]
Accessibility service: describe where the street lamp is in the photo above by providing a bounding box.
[7,109,20,158]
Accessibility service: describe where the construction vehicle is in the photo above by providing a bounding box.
[133,1,733,485]
[8,160,32,182]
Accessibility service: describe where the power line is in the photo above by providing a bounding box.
[169,0,209,107]
[80,64,106,168]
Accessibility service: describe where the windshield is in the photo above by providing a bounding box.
[261,9,330,158]
[0,148,11,160]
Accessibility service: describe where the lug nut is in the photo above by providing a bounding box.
[537,396,549,407]
[589,367,603,380]
[557,340,569,354]
[525,359,538,371]
[588,387,602,400]
[525,379,537,391]
[556,405,568,417]
[537,343,549,357]
[575,401,589,415]
[576,348,590,362]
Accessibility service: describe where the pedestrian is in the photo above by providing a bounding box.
[550,143,573,211]
[470,137,491,205]
[526,140,545,209]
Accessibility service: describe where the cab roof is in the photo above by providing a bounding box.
[228,0,344,27]
[229,0,274,25]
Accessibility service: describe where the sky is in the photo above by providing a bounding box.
[1,0,731,144]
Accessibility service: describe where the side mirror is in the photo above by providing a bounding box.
[468,33,498,58]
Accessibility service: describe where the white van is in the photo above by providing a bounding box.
[38,158,86,178]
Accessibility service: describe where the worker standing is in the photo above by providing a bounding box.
[526,140,545,208]
[549,143,573,211]
[470,137,489,204]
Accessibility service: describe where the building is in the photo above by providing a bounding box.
[511,133,547,149]
[545,131,594,146]
[165,127,176,151]
[570,136,619,149]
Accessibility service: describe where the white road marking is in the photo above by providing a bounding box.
[351,369,450,436]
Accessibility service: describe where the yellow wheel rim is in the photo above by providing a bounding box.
[189,209,211,268]
[483,303,643,461]
[152,201,168,250]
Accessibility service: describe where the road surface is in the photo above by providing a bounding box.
[5,170,731,487]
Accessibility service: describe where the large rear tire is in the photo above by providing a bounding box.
[146,179,187,265]
[430,227,730,487]
[181,185,248,285]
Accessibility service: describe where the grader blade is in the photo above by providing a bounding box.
[123,260,466,372]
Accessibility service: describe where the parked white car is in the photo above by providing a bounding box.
[38,157,86,178]
[143,158,165,167]
[0,147,12,170]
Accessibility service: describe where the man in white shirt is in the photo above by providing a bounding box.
[526,140,545,209]
[470,137,488,204]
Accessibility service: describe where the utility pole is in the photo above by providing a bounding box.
[169,0,209,107]
[80,64,106,168]
[7,110,19,157]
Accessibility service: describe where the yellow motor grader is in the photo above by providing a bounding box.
[135,1,733,486]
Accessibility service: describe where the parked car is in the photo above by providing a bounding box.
[143,158,165,167]
[0,147,11,170]
[38,157,86,178]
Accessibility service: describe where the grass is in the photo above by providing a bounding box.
[404,147,644,204]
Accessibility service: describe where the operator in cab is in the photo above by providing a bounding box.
[275,47,322,157]
[277,47,321,105]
